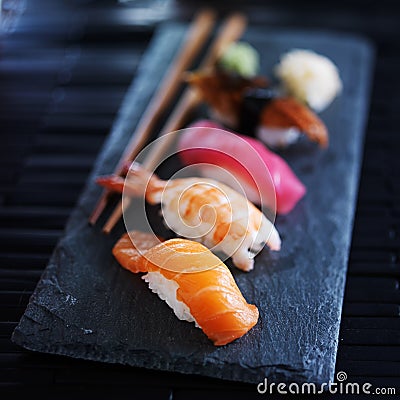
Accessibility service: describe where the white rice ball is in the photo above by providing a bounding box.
[275,49,342,112]
[142,271,200,327]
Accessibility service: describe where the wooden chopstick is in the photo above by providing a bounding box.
[89,9,216,225]
[142,13,248,172]
[101,90,200,234]
[102,12,248,233]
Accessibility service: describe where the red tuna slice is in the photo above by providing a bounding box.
[178,120,306,215]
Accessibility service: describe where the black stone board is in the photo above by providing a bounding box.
[12,23,374,385]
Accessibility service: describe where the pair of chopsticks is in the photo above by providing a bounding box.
[89,9,247,233]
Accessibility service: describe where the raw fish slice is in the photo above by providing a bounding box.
[178,120,306,214]
[113,231,259,346]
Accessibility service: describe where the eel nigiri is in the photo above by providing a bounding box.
[97,164,281,272]
[178,120,306,215]
[113,231,259,346]
[187,69,328,148]
[255,96,328,148]
[185,69,267,128]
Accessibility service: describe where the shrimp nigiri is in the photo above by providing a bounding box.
[97,164,281,272]
[113,231,259,346]
[178,120,306,215]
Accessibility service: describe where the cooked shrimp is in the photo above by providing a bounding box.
[97,164,281,271]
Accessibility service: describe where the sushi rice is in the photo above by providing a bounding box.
[143,271,200,327]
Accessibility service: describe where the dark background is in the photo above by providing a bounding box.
[0,0,399,398]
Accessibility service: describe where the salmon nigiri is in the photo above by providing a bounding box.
[113,231,259,346]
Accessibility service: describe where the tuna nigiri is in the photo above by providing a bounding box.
[113,231,259,346]
[97,164,281,272]
[178,120,306,215]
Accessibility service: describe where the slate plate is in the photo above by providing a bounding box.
[12,23,374,385]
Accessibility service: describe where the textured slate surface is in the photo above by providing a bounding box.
[11,23,374,385]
